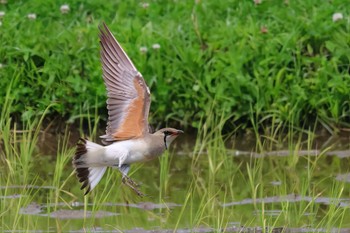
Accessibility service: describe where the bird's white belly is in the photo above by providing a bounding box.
[104,139,150,165]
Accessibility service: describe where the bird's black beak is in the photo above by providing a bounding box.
[174,130,184,135]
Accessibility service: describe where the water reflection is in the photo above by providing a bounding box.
[1,128,350,231]
[20,202,119,219]
[221,194,350,207]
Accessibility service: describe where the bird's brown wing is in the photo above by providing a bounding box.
[99,23,151,143]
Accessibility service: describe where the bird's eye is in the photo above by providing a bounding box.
[164,131,171,136]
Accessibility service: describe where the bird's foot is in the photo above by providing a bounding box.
[123,175,140,187]
[122,176,144,197]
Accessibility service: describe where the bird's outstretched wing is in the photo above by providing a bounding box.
[99,23,151,143]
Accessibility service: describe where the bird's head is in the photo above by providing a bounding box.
[154,128,184,150]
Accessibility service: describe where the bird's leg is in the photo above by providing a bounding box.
[119,164,144,197]
[122,174,140,187]
[122,176,144,197]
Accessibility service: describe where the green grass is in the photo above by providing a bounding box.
[1,92,350,231]
[0,0,349,132]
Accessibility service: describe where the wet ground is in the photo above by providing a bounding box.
[1,129,350,232]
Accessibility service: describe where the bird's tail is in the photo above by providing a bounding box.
[72,138,107,195]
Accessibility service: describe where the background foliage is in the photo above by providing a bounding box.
[0,0,349,132]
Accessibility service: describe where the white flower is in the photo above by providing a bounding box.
[141,2,149,8]
[0,63,3,68]
[0,11,5,19]
[60,4,70,14]
[140,46,148,54]
[152,43,161,50]
[332,13,343,22]
[254,0,262,4]
[27,13,36,20]
[0,0,7,4]
[192,84,200,92]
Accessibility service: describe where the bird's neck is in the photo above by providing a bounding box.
[143,133,167,159]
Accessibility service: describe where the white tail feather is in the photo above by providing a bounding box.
[88,167,107,191]
[85,140,103,150]
[75,140,105,167]
[73,138,109,195]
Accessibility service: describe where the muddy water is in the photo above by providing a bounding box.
[1,129,350,232]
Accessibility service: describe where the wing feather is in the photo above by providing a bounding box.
[99,23,151,143]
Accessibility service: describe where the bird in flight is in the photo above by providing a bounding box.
[72,23,183,196]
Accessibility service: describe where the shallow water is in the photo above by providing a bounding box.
[1,129,350,232]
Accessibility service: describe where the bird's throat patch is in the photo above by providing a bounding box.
[164,135,168,150]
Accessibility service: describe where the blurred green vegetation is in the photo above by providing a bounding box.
[0,0,349,132]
